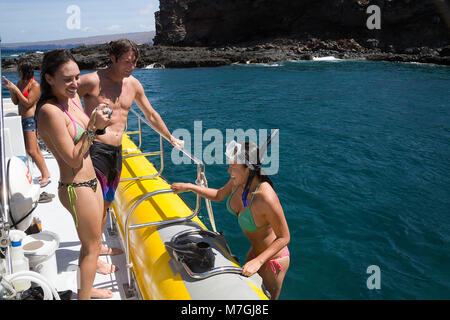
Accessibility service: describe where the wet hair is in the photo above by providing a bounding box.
[17,58,35,80]
[37,49,78,109]
[243,141,274,188]
[108,38,140,63]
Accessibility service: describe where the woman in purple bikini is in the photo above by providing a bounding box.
[171,139,290,300]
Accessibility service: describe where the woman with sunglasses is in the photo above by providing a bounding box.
[171,139,290,300]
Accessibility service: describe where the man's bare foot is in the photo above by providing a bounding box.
[96,259,118,274]
[100,244,123,256]
[40,176,51,187]
[90,287,113,299]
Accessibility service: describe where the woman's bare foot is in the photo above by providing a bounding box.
[100,244,123,256]
[96,259,118,274]
[90,287,113,299]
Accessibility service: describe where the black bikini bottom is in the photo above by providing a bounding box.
[57,177,98,228]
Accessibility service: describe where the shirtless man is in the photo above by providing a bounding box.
[78,39,183,274]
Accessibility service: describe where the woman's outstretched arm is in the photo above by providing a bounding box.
[171,179,235,202]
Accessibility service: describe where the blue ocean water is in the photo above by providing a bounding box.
[1,49,27,59]
[2,59,449,299]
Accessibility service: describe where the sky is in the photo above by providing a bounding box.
[0,0,160,43]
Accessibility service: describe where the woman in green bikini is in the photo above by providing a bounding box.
[171,140,290,300]
[36,50,112,300]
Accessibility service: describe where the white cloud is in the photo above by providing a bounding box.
[139,4,154,15]
[81,26,96,32]
[139,24,153,29]
[107,25,123,31]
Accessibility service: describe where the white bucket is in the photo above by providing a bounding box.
[22,231,60,288]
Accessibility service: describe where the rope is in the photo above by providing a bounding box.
[199,172,217,233]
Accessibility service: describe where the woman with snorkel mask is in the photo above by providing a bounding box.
[171,131,290,300]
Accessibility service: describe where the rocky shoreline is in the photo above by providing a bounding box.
[2,38,450,72]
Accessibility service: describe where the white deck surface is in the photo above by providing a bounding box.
[34,152,129,300]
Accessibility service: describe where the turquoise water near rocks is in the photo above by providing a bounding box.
[3,59,449,299]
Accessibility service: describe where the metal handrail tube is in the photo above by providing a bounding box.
[170,228,220,240]
[122,148,140,153]
[0,39,8,227]
[120,135,165,182]
[137,116,142,149]
[122,151,162,159]
[128,108,203,166]
[0,38,13,276]
[169,228,235,264]
[167,229,244,280]
[120,172,162,182]
[125,130,140,135]
[124,188,202,288]
[173,251,243,280]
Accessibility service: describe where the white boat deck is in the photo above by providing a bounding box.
[35,154,129,300]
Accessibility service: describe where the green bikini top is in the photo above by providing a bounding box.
[226,182,269,232]
[56,99,87,176]
[57,99,86,145]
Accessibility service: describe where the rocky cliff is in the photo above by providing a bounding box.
[3,0,450,72]
[154,0,450,50]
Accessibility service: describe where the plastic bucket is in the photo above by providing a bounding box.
[22,231,60,288]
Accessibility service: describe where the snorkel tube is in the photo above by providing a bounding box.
[241,129,279,207]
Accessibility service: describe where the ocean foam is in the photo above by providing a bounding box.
[312,56,341,61]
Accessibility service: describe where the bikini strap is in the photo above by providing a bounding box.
[249,182,263,206]
[71,98,83,112]
[71,98,91,121]
[25,78,33,89]
[230,185,239,196]
[57,101,78,135]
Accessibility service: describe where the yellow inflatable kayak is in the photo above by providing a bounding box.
[110,133,269,300]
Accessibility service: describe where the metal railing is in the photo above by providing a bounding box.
[0,37,13,277]
[120,107,220,290]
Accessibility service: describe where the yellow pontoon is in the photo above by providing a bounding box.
[109,109,269,300]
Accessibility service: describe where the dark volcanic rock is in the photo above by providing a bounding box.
[366,52,450,65]
[440,45,450,56]
[154,0,450,51]
[2,45,110,72]
[2,52,44,72]
[3,38,450,73]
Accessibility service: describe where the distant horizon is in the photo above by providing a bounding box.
[1,31,155,46]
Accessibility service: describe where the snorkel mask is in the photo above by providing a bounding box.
[225,129,279,207]
[225,140,256,170]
